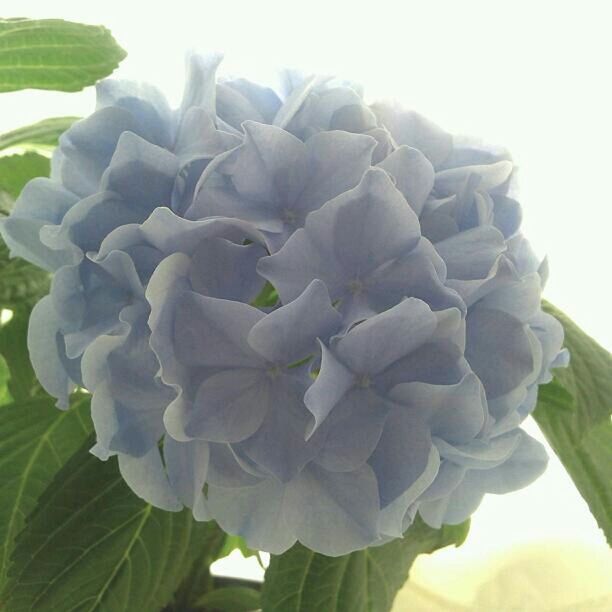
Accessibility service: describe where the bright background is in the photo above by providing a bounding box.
[1,1,610,609]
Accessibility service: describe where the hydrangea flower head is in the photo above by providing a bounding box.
[0,55,568,556]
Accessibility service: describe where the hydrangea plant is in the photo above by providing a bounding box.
[0,53,568,557]
[1,20,609,612]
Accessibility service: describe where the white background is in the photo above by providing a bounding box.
[1,1,610,607]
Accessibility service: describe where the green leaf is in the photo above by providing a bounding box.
[0,353,9,405]
[4,435,218,611]
[0,116,79,153]
[195,586,261,611]
[0,395,92,589]
[251,282,278,308]
[166,522,228,611]
[533,301,612,544]
[0,18,126,93]
[261,518,469,612]
[0,307,39,401]
[0,151,50,200]
[0,241,50,309]
[0,190,12,216]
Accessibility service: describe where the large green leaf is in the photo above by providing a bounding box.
[0,151,50,200]
[4,436,219,611]
[0,18,126,93]
[0,116,78,153]
[0,241,50,309]
[533,301,612,544]
[0,307,39,401]
[0,353,9,405]
[261,518,469,612]
[0,395,92,588]
[195,586,261,611]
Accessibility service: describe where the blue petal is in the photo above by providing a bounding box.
[173,291,264,369]
[376,145,434,215]
[164,436,211,519]
[369,402,433,506]
[100,132,179,207]
[0,179,78,271]
[258,168,422,307]
[334,298,438,376]
[117,446,182,511]
[472,432,547,494]
[180,53,222,118]
[371,102,452,167]
[57,107,140,197]
[303,340,355,436]
[465,307,537,398]
[434,226,506,280]
[435,160,513,196]
[82,302,171,458]
[27,295,76,408]
[96,78,173,148]
[247,279,341,365]
[188,368,270,442]
[216,78,282,128]
[189,237,266,303]
[207,477,297,554]
[285,463,381,556]
[315,387,390,472]
[234,375,317,482]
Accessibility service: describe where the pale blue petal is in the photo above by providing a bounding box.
[96,78,173,148]
[303,340,355,436]
[27,296,76,408]
[472,432,548,494]
[207,478,297,554]
[435,160,513,196]
[82,303,171,458]
[465,307,537,398]
[180,53,222,117]
[248,279,341,365]
[314,388,389,472]
[377,446,440,536]
[100,132,179,206]
[389,373,487,445]
[58,107,140,197]
[258,168,422,307]
[434,226,506,280]
[286,463,380,556]
[118,446,182,511]
[235,375,316,482]
[335,298,438,375]
[173,291,264,368]
[189,237,266,303]
[217,78,282,129]
[376,145,434,215]
[368,403,432,506]
[189,369,270,442]
[371,102,452,167]
[164,436,211,519]
[0,179,78,270]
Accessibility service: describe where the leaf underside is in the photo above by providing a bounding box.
[534,301,612,545]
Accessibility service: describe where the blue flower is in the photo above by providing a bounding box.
[0,55,568,556]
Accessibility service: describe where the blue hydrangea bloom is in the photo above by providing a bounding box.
[0,55,568,556]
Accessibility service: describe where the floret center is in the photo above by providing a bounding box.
[356,374,371,388]
[282,208,297,224]
[347,278,364,295]
[266,365,283,379]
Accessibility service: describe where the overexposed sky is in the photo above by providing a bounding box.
[1,0,610,599]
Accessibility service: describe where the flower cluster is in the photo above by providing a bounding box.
[0,55,568,556]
